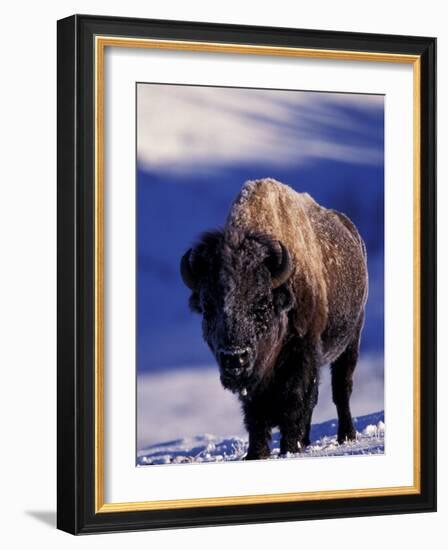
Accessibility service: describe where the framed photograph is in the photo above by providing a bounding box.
[57,15,436,534]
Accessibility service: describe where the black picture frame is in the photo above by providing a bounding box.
[57,14,436,534]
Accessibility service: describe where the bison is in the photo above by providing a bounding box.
[180,178,368,460]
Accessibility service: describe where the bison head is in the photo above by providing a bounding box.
[180,229,294,396]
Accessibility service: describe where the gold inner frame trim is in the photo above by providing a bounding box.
[94,35,421,513]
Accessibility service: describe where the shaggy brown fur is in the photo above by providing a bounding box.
[180,178,368,459]
[227,178,367,347]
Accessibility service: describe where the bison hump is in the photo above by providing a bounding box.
[225,178,329,338]
[226,178,316,235]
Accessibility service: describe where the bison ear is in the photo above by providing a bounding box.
[180,248,203,313]
[180,229,224,291]
[188,292,202,314]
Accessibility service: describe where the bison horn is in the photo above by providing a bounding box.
[180,248,197,290]
[269,242,293,289]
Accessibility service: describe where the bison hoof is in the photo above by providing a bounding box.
[280,439,307,455]
[337,428,357,444]
[301,436,311,447]
[244,449,271,461]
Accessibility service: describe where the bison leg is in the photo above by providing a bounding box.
[278,340,320,455]
[279,374,318,454]
[302,380,319,447]
[331,314,364,444]
[244,420,272,460]
[243,402,272,460]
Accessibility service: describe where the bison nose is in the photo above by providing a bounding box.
[219,349,251,373]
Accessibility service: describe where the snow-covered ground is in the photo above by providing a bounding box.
[137,356,384,450]
[138,411,385,466]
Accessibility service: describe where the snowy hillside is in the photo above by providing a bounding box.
[138,411,385,466]
[137,361,383,450]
